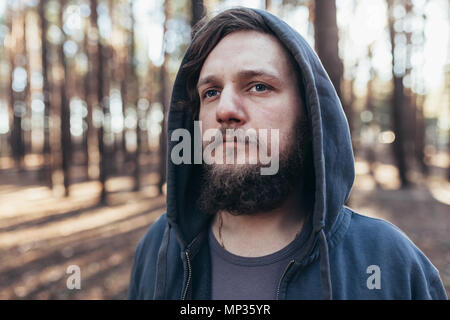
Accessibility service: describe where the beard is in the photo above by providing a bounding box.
[197,118,311,216]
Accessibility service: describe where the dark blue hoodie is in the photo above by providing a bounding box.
[128,8,447,300]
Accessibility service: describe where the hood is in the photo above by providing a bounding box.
[164,8,355,299]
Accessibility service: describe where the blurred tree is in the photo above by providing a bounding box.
[130,0,141,192]
[158,0,171,194]
[387,0,410,188]
[84,2,99,183]
[104,1,115,176]
[119,61,128,164]
[144,65,154,156]
[82,19,91,179]
[58,0,72,196]
[313,0,352,134]
[191,0,205,27]
[414,90,428,175]
[410,9,428,176]
[7,5,25,170]
[38,0,53,188]
[90,0,108,204]
[23,6,31,157]
[119,24,129,168]
[365,43,379,185]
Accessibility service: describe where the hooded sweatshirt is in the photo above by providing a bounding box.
[128,8,447,300]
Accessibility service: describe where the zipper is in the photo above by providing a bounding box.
[182,250,192,300]
[276,260,295,300]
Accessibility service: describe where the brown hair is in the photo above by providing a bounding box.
[180,7,303,119]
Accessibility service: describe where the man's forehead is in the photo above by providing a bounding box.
[196,31,292,87]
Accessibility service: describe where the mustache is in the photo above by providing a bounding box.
[202,128,263,148]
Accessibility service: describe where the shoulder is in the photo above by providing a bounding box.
[346,209,413,245]
[128,213,168,299]
[133,213,170,274]
[343,208,429,264]
[136,213,168,254]
[339,208,447,299]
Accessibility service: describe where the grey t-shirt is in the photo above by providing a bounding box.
[208,218,311,300]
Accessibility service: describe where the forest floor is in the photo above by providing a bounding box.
[0,149,448,299]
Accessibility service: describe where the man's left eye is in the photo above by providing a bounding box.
[250,84,268,92]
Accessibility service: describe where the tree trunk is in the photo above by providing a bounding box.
[391,76,410,187]
[82,33,90,178]
[81,15,90,178]
[83,9,97,182]
[414,94,428,175]
[387,0,410,188]
[38,0,53,188]
[313,0,351,133]
[365,44,378,185]
[90,0,108,204]
[158,0,171,194]
[410,5,428,176]
[58,0,71,196]
[8,7,25,170]
[120,66,128,162]
[23,8,32,157]
[191,0,205,27]
[106,0,116,176]
[130,0,141,191]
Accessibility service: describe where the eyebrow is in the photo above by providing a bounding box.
[196,69,282,90]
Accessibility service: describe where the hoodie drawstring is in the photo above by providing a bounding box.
[318,227,332,299]
[153,223,171,299]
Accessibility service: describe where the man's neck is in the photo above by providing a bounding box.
[211,192,306,257]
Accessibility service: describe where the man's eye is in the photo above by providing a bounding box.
[250,83,268,92]
[203,89,219,99]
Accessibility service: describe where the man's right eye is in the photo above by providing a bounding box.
[203,89,219,99]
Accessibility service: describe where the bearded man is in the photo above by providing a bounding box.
[128,7,446,300]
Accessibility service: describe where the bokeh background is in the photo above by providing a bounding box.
[0,0,448,299]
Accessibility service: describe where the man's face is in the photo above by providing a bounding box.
[197,30,303,167]
[196,30,309,216]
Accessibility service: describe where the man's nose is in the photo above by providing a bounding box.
[216,87,246,127]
